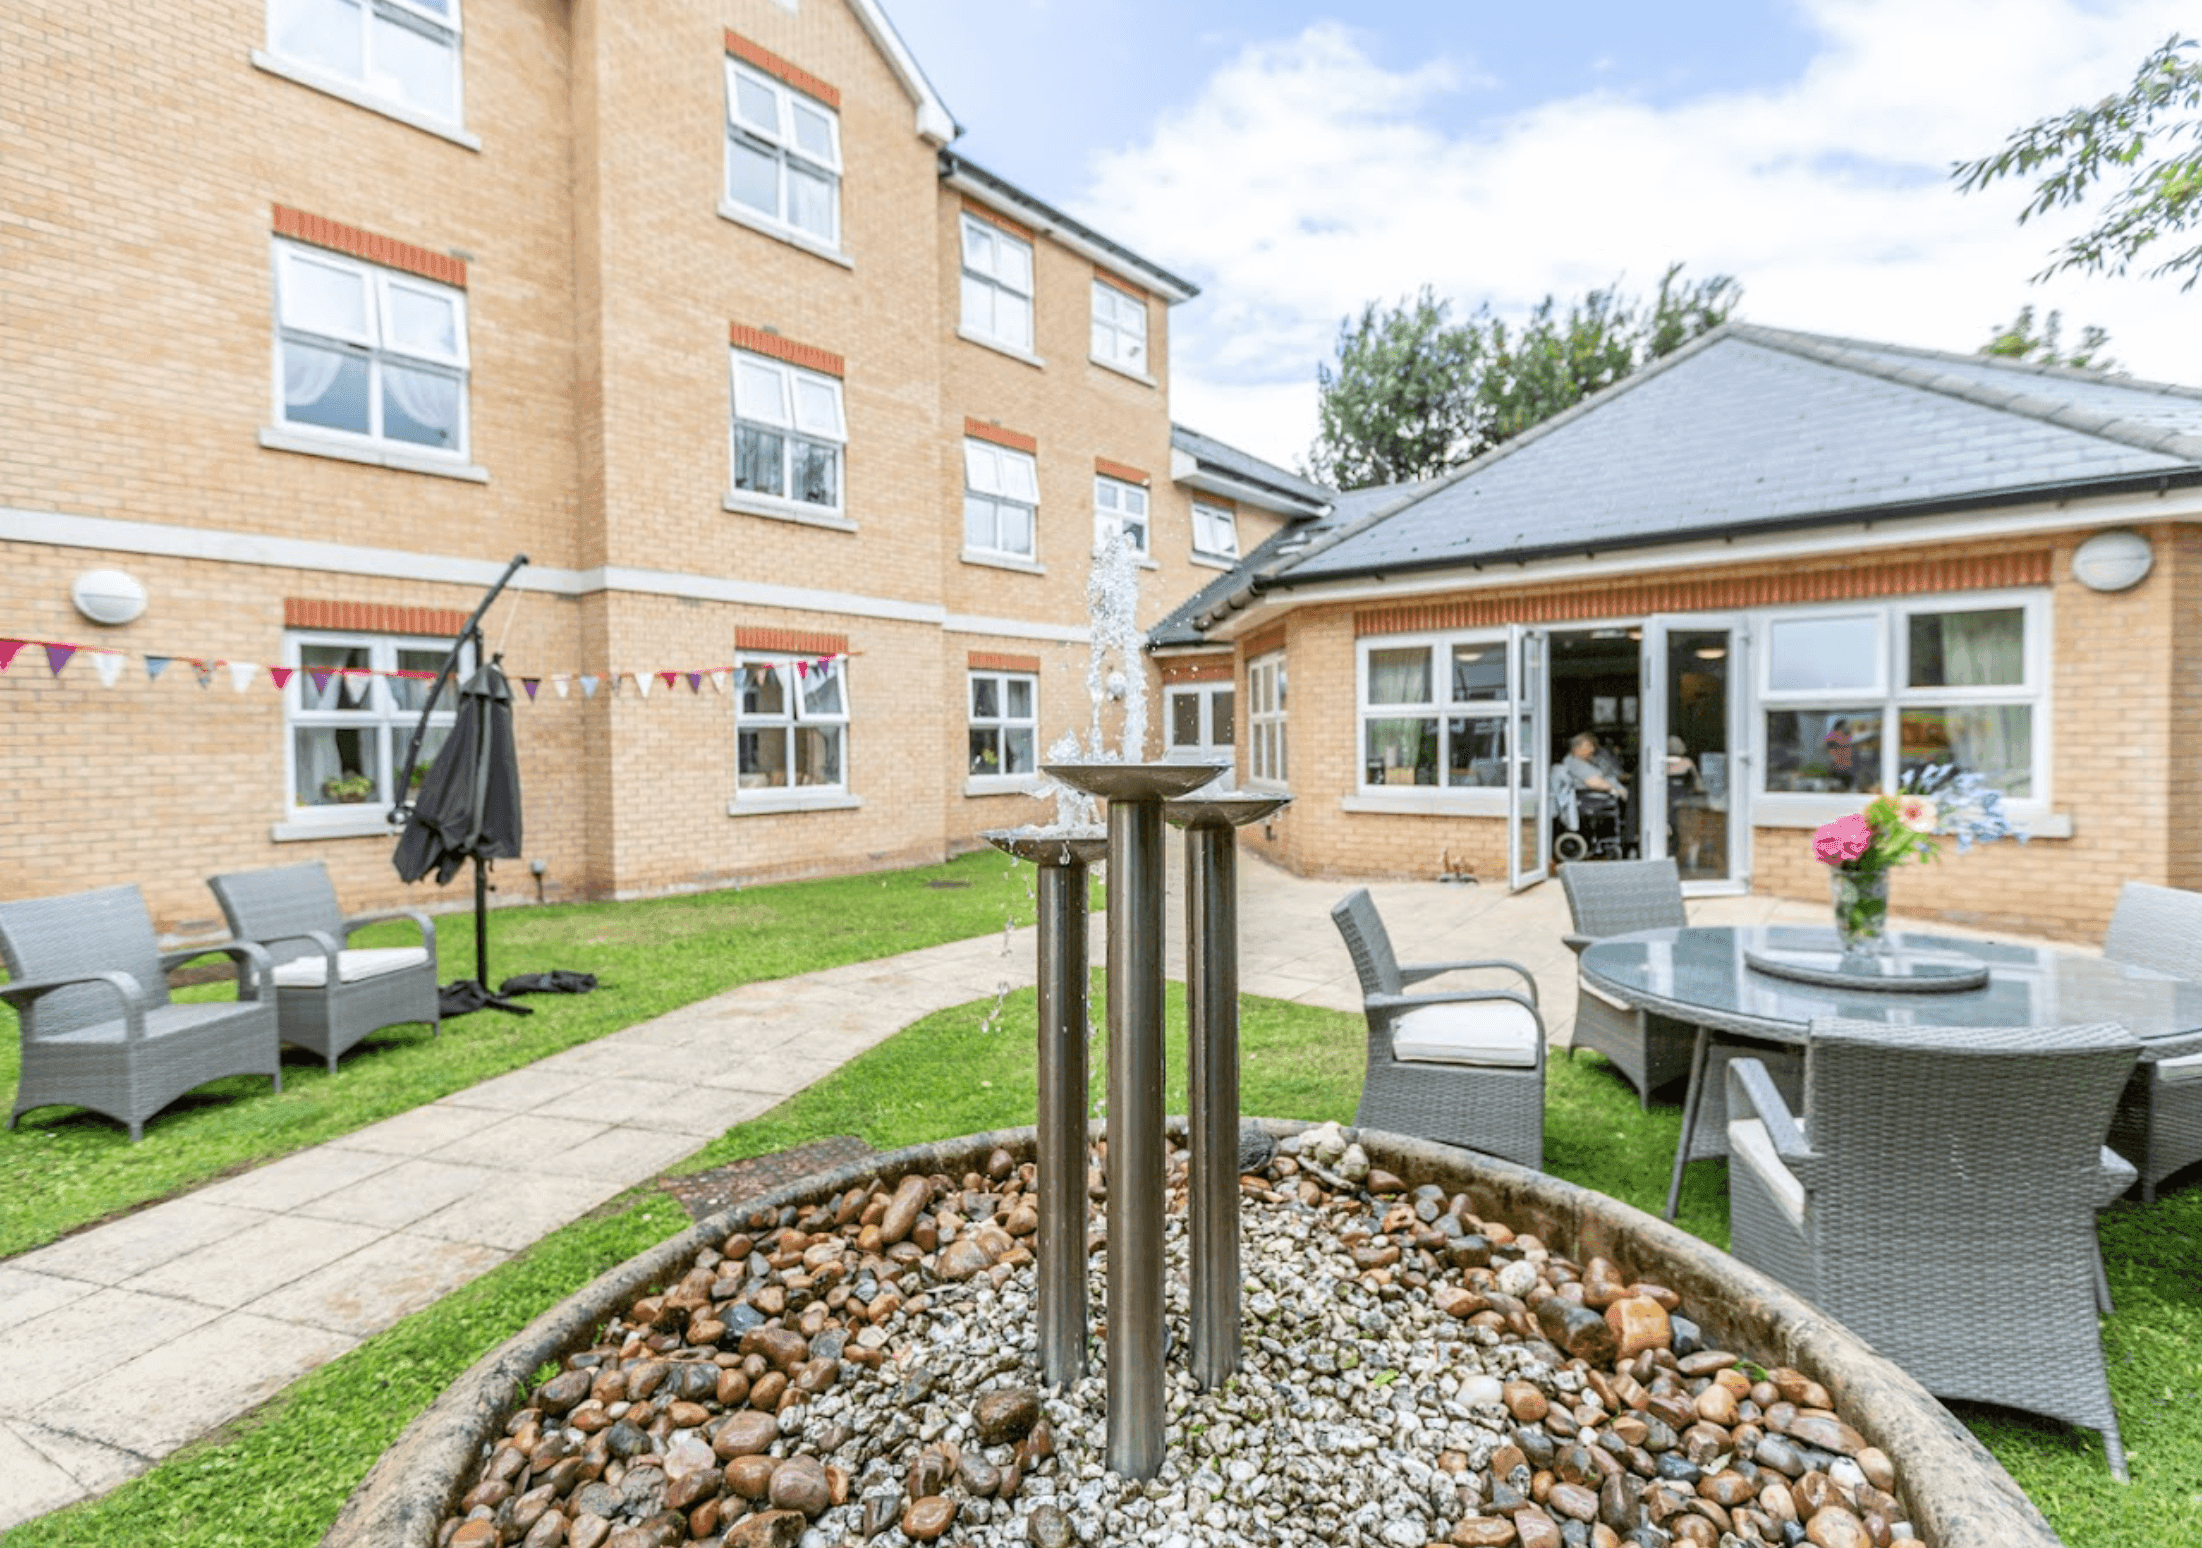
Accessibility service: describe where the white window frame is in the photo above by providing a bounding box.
[1191,499,1239,562]
[1248,651,1287,788]
[966,670,1039,790]
[963,439,1040,562]
[271,240,470,461]
[729,349,846,515]
[960,214,1035,353]
[735,654,851,801]
[723,57,843,249]
[264,0,466,131]
[1355,630,1517,804]
[1094,474,1149,554]
[1164,681,1237,765]
[1752,590,2050,812]
[1090,279,1147,372]
[282,630,466,829]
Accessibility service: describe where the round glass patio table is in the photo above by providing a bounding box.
[1578,923,2202,1218]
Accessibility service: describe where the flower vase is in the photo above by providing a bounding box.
[1829,868,1891,960]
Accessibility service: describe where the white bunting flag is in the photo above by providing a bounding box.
[228,661,258,692]
[578,675,600,699]
[552,673,570,700]
[708,669,729,694]
[93,652,125,688]
[634,671,652,698]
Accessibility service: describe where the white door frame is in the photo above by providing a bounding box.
[1506,624,1551,891]
[1640,612,1752,896]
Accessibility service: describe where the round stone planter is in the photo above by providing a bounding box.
[322,1121,2059,1548]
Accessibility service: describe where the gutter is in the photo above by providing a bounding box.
[940,153,1199,303]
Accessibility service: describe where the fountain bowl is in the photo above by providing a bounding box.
[1166,793,1292,830]
[322,1120,2058,1548]
[980,828,1110,867]
[1041,760,1222,802]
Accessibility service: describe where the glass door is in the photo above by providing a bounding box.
[1163,681,1235,787]
[1506,625,1550,890]
[1640,614,1749,892]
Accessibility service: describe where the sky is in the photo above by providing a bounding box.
[888,0,2202,472]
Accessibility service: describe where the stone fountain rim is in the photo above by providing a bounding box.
[318,1119,2058,1548]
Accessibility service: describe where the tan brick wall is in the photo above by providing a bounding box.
[1238,524,2198,937]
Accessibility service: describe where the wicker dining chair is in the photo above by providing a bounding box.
[208,861,440,1073]
[0,884,279,1141]
[1330,889,1545,1170]
[1725,1018,2141,1479]
[1558,859,1697,1106]
[2100,880,2202,1202]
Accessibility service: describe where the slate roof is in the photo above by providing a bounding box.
[1171,423,1334,514]
[1270,323,2202,588]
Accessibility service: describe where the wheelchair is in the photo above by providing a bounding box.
[1553,787,1634,864]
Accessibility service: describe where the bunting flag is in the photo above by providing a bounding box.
[521,677,540,701]
[227,661,257,693]
[796,659,810,681]
[309,669,334,697]
[708,669,729,694]
[0,641,21,673]
[45,644,76,678]
[635,672,652,698]
[192,660,215,689]
[269,666,294,690]
[578,675,600,699]
[658,670,679,691]
[93,652,125,688]
[551,674,570,699]
[145,655,172,681]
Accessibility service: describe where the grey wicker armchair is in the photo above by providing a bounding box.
[208,861,439,1073]
[1725,1019,2140,1479]
[1557,859,1697,1106]
[2101,880,2202,1202]
[0,884,280,1141]
[1330,889,1544,1170]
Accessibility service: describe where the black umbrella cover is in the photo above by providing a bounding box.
[394,662,524,886]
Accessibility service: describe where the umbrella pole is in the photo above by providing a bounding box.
[475,854,490,989]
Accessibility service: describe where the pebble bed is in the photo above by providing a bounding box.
[439,1123,1914,1548]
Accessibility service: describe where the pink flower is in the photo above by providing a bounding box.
[1813,813,1875,865]
[1896,795,1938,834]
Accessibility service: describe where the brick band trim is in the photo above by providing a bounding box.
[1190,492,1237,511]
[1241,625,1287,659]
[965,418,1037,454]
[1162,658,1234,683]
[724,30,841,109]
[736,626,848,656]
[961,200,1035,244]
[273,206,465,288]
[1094,267,1147,301]
[730,324,845,378]
[968,651,1041,673]
[1354,550,2055,637]
[1095,457,1151,487]
[286,600,469,637]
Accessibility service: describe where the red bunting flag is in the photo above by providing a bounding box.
[657,671,678,690]
[0,640,22,672]
[269,666,294,690]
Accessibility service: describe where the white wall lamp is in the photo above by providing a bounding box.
[2071,530,2154,593]
[70,569,148,626]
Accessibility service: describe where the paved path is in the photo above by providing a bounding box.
[0,855,1950,1527]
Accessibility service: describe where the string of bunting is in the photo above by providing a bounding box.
[0,638,850,703]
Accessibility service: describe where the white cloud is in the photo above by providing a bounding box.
[1082,2,2202,470]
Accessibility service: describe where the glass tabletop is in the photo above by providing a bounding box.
[1580,925,2202,1054]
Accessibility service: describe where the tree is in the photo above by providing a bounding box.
[1308,265,1740,489]
[1979,305,2118,372]
[1954,34,2202,290]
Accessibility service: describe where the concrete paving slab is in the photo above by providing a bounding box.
[187,1143,405,1214]
[426,1112,611,1169]
[328,1102,493,1157]
[437,1066,595,1113]
[122,1215,388,1310]
[10,1198,278,1287]
[407,1169,633,1252]
[620,1084,785,1138]
[533,1075,693,1128]
[248,1232,508,1337]
[0,1421,99,1532]
[691,1051,845,1096]
[37,1312,356,1457]
[11,1418,150,1495]
[534,1124,701,1182]
[0,1287,225,1411]
[292,1157,510,1231]
[0,1264,92,1328]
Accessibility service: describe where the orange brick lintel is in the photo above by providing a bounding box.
[1095,456,1151,487]
[736,626,849,657]
[272,206,466,288]
[1094,266,1148,301]
[1191,492,1237,511]
[1161,658,1234,683]
[1241,625,1286,659]
[724,29,841,109]
[968,651,1041,673]
[965,418,1037,454]
[729,324,844,378]
[286,599,469,637]
[1355,549,2056,637]
[961,199,1035,244]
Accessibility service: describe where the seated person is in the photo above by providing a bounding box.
[1561,731,1628,806]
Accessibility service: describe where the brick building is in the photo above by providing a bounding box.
[1154,325,2202,941]
[1,0,1318,932]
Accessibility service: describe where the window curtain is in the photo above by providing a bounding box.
[384,367,460,439]
[1933,611,2023,686]
[1366,650,1431,705]
[284,346,344,408]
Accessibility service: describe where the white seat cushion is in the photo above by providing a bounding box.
[271,946,429,988]
[1727,1117,1809,1229]
[1391,1000,1541,1069]
[2156,1050,2202,1087]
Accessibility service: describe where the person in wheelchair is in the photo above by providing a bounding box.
[1552,730,1634,862]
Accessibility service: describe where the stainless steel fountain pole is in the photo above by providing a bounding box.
[984,830,1108,1389]
[1169,792,1291,1390]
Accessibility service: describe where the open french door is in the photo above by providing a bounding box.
[1506,625,1550,891]
[1638,614,1751,894]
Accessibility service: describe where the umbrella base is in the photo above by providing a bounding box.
[439,979,534,1018]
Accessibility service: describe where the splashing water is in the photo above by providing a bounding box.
[1085,528,1146,762]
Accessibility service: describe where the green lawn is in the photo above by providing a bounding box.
[11,976,2190,1548]
[0,848,1081,1259]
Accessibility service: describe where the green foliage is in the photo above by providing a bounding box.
[1955,35,2202,290]
[1981,305,2119,372]
[1309,265,1740,490]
